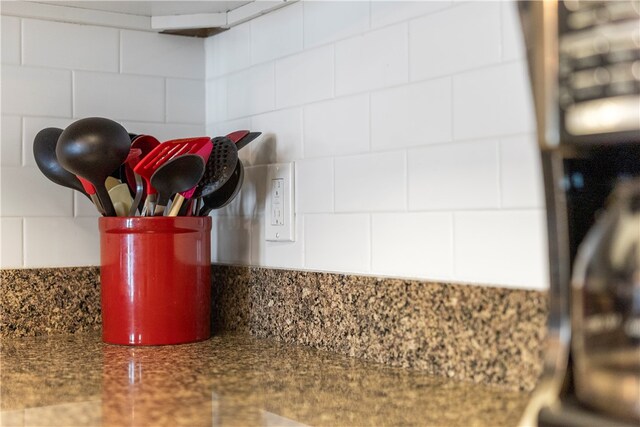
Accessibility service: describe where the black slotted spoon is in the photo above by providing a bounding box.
[193,137,239,199]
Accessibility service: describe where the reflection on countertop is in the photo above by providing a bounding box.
[1,333,530,426]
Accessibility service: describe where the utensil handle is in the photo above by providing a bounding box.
[95,184,116,217]
[89,194,105,215]
[167,194,185,217]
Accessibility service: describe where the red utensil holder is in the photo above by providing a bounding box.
[99,216,211,345]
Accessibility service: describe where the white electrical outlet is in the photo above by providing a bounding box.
[266,162,295,242]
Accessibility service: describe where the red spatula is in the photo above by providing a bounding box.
[134,137,212,216]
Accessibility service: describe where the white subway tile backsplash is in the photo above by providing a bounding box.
[24,217,99,267]
[121,122,206,142]
[251,215,304,269]
[0,218,23,268]
[166,79,205,125]
[371,1,452,28]
[1,16,20,64]
[237,165,268,217]
[22,19,118,72]
[121,30,204,79]
[275,45,333,108]
[335,151,406,212]
[303,94,369,158]
[211,216,252,264]
[1,65,71,117]
[227,62,275,119]
[372,212,453,280]
[205,22,251,79]
[295,157,334,214]
[1,166,72,217]
[408,140,500,210]
[454,210,549,289]
[304,213,370,273]
[502,1,526,60]
[500,134,544,208]
[371,77,451,150]
[251,2,303,64]
[74,191,100,217]
[205,76,228,124]
[1,115,21,166]
[453,61,534,140]
[410,1,501,81]
[303,1,370,48]
[74,71,165,122]
[335,23,408,96]
[22,117,73,166]
[250,108,302,165]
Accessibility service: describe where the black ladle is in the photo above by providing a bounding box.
[150,154,205,216]
[56,117,131,217]
[32,127,88,197]
[199,159,244,215]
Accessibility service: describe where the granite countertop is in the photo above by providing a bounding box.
[1,332,530,427]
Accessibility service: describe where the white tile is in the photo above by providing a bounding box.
[237,165,268,217]
[295,157,333,214]
[251,215,304,269]
[275,45,333,108]
[0,218,23,268]
[22,117,73,166]
[210,216,252,264]
[251,2,303,64]
[303,1,370,48]
[74,191,100,217]
[1,115,21,166]
[335,151,406,212]
[24,217,100,267]
[121,122,206,142]
[1,16,20,64]
[250,108,302,165]
[372,212,453,280]
[410,1,501,80]
[303,94,369,158]
[304,213,370,273]
[227,63,275,119]
[205,22,250,79]
[22,19,118,72]
[1,65,71,117]
[502,0,526,60]
[408,140,500,210]
[205,77,228,124]
[335,23,408,96]
[454,210,549,289]
[371,77,451,150]
[166,79,205,125]
[1,166,72,217]
[453,61,535,140]
[500,134,544,208]
[371,1,452,28]
[121,30,204,79]
[74,71,164,122]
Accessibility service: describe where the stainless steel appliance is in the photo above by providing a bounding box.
[517,1,640,426]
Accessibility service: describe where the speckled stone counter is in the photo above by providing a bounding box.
[1,266,547,391]
[1,332,530,427]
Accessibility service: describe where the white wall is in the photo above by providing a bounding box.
[0,1,549,291]
[205,1,549,290]
[0,15,205,268]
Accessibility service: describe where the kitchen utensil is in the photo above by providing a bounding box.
[150,154,205,216]
[226,130,249,143]
[125,135,161,215]
[199,159,244,215]
[105,176,121,192]
[134,137,212,216]
[235,132,262,151]
[77,176,105,215]
[193,137,238,199]
[108,183,134,217]
[56,117,131,217]
[32,127,88,197]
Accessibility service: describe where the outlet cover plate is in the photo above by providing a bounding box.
[265,162,295,242]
